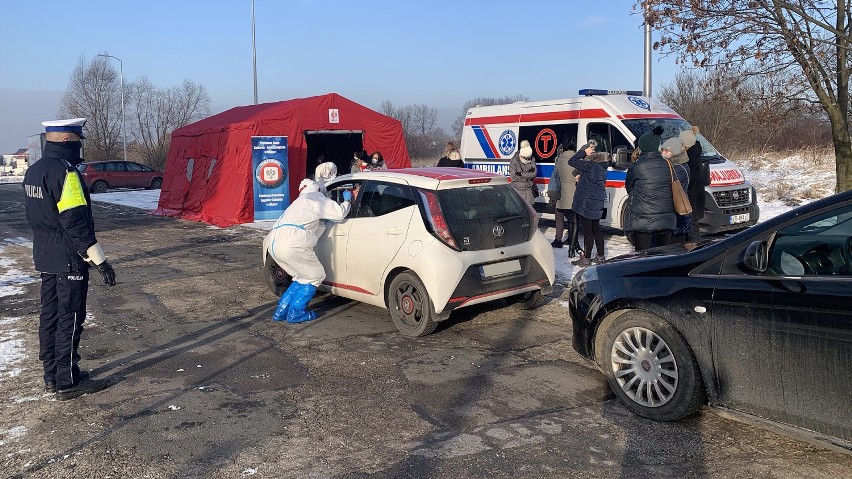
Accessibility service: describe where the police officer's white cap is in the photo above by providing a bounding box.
[42,118,87,139]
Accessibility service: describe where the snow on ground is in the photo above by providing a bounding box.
[0,239,38,385]
[0,175,24,184]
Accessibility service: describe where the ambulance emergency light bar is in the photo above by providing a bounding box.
[579,89,644,96]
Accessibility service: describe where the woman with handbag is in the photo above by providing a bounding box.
[509,140,538,205]
[625,133,677,251]
[661,138,693,245]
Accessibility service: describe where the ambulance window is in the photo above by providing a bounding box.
[587,123,631,154]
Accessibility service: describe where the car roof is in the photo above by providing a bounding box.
[338,167,509,190]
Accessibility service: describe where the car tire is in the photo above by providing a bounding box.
[594,310,705,421]
[387,271,438,337]
[621,203,634,245]
[511,290,546,310]
[150,177,163,189]
[92,181,108,194]
[265,254,291,296]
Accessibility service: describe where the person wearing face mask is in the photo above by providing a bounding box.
[22,118,114,400]
[509,139,538,205]
[269,178,355,323]
[314,161,338,196]
[369,151,386,170]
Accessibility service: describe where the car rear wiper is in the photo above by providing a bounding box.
[495,215,522,224]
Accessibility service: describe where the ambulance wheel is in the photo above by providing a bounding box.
[92,181,108,194]
[388,271,438,337]
[265,254,291,296]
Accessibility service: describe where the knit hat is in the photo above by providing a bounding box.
[661,137,683,156]
[637,132,660,152]
[519,140,533,158]
[679,129,697,149]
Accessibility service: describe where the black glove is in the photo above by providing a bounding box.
[95,260,116,286]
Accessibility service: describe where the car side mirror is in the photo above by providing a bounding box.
[613,146,632,170]
[743,241,768,273]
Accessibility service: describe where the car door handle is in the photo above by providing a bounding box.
[386,227,403,236]
[335,231,348,236]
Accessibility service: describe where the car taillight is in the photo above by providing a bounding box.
[418,190,459,250]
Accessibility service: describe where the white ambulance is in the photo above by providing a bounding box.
[460,90,759,234]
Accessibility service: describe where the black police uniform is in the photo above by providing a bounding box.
[23,141,97,391]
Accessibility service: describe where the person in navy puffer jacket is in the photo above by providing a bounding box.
[568,142,608,266]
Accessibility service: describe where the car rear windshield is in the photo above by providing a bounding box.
[436,184,532,251]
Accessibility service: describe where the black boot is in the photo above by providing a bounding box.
[56,376,110,401]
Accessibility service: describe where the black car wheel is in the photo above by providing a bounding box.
[150,177,163,189]
[511,290,545,310]
[388,271,437,337]
[595,311,705,421]
[92,180,108,194]
[265,254,290,296]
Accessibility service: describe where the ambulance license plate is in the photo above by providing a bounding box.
[730,213,750,224]
[480,259,521,279]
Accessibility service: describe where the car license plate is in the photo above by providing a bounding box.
[480,259,521,278]
[730,213,750,224]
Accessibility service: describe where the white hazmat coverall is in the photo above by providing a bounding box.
[269,179,351,286]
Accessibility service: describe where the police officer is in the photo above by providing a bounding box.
[23,118,115,400]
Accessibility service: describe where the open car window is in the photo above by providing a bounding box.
[326,180,363,218]
[765,203,852,276]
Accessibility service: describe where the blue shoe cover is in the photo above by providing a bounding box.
[272,282,299,321]
[286,283,318,324]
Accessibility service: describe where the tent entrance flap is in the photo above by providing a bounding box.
[304,130,363,175]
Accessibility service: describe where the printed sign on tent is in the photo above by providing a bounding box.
[329,108,339,124]
[251,136,290,221]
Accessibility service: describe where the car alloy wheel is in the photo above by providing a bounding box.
[610,326,678,407]
[595,311,705,421]
[388,271,437,337]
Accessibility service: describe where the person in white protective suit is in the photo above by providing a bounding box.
[314,161,338,196]
[270,178,355,323]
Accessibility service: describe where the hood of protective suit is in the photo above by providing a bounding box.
[315,162,338,183]
[298,179,320,195]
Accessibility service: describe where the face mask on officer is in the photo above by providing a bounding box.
[62,140,83,165]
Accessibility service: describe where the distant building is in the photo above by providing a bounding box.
[1,149,30,175]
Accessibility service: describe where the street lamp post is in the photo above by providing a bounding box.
[98,53,127,163]
[252,0,258,104]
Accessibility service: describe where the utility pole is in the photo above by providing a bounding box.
[643,7,652,97]
[252,0,258,105]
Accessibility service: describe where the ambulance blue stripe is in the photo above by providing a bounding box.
[472,126,496,159]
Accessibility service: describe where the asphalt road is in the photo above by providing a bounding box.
[0,183,850,479]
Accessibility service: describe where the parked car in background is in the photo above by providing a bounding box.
[77,160,163,193]
[569,189,852,442]
[263,168,556,337]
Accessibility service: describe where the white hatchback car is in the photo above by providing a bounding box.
[262,167,556,336]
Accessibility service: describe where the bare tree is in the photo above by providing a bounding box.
[380,100,414,138]
[58,54,122,160]
[128,77,210,170]
[452,95,528,138]
[641,0,852,191]
[411,104,438,138]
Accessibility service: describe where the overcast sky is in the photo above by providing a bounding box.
[0,0,681,154]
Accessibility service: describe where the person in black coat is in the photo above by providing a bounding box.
[436,148,464,167]
[625,132,676,251]
[568,142,607,265]
[22,118,114,400]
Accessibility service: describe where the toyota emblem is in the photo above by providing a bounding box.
[493,225,505,237]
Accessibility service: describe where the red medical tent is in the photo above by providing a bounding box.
[154,93,411,226]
